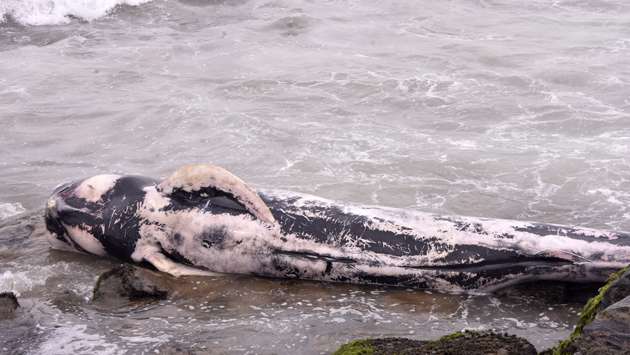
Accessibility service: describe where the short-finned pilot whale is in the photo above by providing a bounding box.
[44,164,630,292]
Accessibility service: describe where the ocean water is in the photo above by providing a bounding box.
[1,0,629,354]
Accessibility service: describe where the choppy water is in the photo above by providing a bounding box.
[1,0,629,354]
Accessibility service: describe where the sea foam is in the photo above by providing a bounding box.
[0,202,25,220]
[0,0,153,26]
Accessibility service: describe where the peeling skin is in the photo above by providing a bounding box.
[44,165,630,292]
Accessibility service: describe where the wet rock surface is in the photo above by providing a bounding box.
[494,280,601,304]
[92,265,170,304]
[334,331,537,355]
[598,268,630,311]
[546,265,630,355]
[571,296,630,355]
[0,292,20,319]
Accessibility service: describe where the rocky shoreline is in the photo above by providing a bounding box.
[334,265,630,355]
[334,331,537,355]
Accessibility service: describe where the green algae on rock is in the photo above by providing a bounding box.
[334,331,536,355]
[333,339,375,355]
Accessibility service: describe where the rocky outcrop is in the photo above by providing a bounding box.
[0,292,20,319]
[92,265,170,305]
[333,331,537,355]
[569,296,630,354]
[546,265,630,355]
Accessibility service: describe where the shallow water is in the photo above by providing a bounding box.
[0,210,597,354]
[1,0,629,354]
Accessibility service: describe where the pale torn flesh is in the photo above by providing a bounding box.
[157,164,276,225]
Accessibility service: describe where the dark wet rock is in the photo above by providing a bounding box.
[545,265,630,354]
[495,280,601,304]
[570,296,630,355]
[599,267,630,311]
[92,265,170,304]
[334,331,536,355]
[0,292,20,319]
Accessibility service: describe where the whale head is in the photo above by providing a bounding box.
[45,174,149,256]
[44,165,278,275]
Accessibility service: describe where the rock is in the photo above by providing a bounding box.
[569,296,630,355]
[599,268,630,311]
[333,331,537,355]
[92,265,170,304]
[494,280,601,305]
[545,265,630,354]
[0,292,20,319]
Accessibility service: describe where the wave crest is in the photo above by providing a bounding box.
[0,202,25,220]
[0,0,153,26]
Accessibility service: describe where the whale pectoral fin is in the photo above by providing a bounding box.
[157,164,276,225]
[144,252,221,277]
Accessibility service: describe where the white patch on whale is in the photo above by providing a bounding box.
[158,164,276,225]
[74,174,121,203]
[63,223,107,256]
[142,186,171,210]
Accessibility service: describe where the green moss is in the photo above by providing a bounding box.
[436,331,466,342]
[333,340,374,355]
[551,265,629,355]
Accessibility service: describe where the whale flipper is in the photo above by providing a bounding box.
[157,164,276,225]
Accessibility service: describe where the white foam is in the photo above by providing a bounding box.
[0,202,25,220]
[36,324,122,355]
[0,262,76,297]
[0,0,153,26]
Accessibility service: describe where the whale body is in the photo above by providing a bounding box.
[44,164,630,292]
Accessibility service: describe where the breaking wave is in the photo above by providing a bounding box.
[0,0,153,26]
[0,202,25,220]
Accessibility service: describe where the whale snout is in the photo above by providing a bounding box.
[44,181,83,250]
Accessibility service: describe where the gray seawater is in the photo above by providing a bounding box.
[1,0,630,353]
